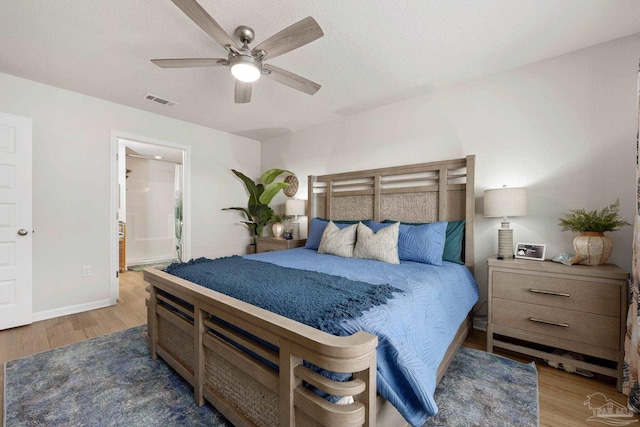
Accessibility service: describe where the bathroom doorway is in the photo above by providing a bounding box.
[109,132,190,304]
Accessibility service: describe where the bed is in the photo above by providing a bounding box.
[144,155,477,427]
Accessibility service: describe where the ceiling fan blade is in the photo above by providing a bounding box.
[252,17,323,60]
[263,64,320,95]
[235,80,252,103]
[170,0,238,51]
[151,58,227,68]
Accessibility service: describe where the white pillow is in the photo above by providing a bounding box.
[318,221,357,258]
[353,222,400,264]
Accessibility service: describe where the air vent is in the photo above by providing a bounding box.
[144,94,178,107]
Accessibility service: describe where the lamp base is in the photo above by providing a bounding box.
[497,227,514,259]
[293,221,300,240]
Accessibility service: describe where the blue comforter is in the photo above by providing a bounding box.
[164,256,401,336]
[246,248,478,426]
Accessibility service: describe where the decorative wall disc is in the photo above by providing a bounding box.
[283,175,298,197]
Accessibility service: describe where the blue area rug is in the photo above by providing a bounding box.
[4,326,538,427]
[424,346,539,426]
[4,326,228,427]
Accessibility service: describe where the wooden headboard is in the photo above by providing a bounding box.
[307,155,475,270]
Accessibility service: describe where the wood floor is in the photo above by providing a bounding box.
[1,270,638,426]
[0,271,147,425]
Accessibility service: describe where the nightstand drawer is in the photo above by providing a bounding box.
[492,271,620,317]
[492,298,619,350]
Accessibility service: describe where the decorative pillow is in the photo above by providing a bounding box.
[383,219,465,264]
[353,222,400,264]
[318,221,357,258]
[305,218,369,250]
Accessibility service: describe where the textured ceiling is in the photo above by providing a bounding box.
[1,0,640,141]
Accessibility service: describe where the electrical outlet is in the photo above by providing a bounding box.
[82,265,92,277]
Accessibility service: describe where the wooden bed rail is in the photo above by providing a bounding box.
[145,267,379,427]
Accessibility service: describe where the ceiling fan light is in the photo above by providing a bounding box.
[231,62,261,83]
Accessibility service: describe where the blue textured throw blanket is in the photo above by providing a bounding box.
[165,256,402,336]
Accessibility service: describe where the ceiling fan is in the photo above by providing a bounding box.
[152,0,324,103]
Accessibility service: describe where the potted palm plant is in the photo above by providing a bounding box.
[558,199,630,265]
[223,168,292,252]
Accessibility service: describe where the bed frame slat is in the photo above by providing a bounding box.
[202,329,279,392]
[294,387,365,427]
[156,303,194,335]
[294,365,367,396]
[203,317,280,366]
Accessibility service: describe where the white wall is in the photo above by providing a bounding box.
[262,34,640,312]
[0,71,260,318]
[125,156,176,266]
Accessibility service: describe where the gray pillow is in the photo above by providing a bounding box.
[353,222,400,264]
[318,221,357,258]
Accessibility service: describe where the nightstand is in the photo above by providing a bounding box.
[487,257,628,390]
[256,237,306,253]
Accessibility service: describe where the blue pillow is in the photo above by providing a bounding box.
[383,219,465,264]
[305,218,370,250]
[366,220,392,232]
[398,222,447,265]
[373,220,447,265]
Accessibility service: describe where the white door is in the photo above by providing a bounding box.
[0,112,32,330]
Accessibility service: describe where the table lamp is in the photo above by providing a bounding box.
[285,199,306,240]
[484,186,527,259]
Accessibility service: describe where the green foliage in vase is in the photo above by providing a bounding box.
[270,213,290,224]
[558,199,630,233]
[223,168,293,243]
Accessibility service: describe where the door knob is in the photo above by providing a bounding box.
[17,229,28,236]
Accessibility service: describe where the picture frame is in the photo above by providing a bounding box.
[514,243,546,261]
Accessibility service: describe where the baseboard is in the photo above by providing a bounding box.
[32,299,112,323]
[127,256,176,267]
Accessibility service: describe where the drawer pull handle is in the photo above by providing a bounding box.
[529,288,570,297]
[529,317,570,328]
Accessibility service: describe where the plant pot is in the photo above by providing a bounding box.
[573,232,612,266]
[247,243,256,254]
[272,222,284,238]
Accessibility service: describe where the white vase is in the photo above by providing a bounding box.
[272,222,284,238]
[573,232,612,266]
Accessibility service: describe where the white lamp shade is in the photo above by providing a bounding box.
[484,187,527,218]
[285,199,306,217]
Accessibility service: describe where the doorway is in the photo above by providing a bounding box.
[109,131,190,304]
